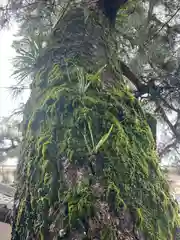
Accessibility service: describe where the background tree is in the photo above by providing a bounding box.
[1,0,180,239]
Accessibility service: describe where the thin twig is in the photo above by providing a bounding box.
[146,6,180,44]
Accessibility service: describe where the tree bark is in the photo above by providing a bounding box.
[11,1,179,240]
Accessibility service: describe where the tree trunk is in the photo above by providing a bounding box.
[11,2,179,240]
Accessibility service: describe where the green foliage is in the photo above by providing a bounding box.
[13,66,180,239]
[5,0,180,161]
[12,34,45,83]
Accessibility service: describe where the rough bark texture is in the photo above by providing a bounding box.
[11,1,180,240]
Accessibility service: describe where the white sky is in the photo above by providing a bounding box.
[0,24,18,117]
[0,23,30,117]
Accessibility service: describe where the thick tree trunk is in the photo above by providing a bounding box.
[11,2,179,240]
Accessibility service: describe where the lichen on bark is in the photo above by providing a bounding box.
[12,1,180,240]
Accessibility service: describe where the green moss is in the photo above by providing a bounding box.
[146,112,157,142]
[13,66,180,239]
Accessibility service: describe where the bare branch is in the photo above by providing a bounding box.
[157,104,178,138]
[159,139,178,158]
[147,6,180,43]
[120,61,146,91]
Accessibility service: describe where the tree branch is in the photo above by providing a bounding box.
[159,139,178,158]
[120,60,147,91]
[160,94,180,113]
[148,6,180,43]
[156,103,179,139]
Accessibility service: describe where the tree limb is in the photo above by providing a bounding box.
[120,60,147,91]
[148,6,180,43]
[159,139,178,158]
[156,103,180,140]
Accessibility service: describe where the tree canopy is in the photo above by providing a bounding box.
[1,0,180,163]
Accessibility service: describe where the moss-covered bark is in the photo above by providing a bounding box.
[12,2,179,240]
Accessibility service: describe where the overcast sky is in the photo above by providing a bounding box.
[0,24,17,117]
[0,23,30,118]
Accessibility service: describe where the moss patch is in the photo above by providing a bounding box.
[13,66,180,240]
